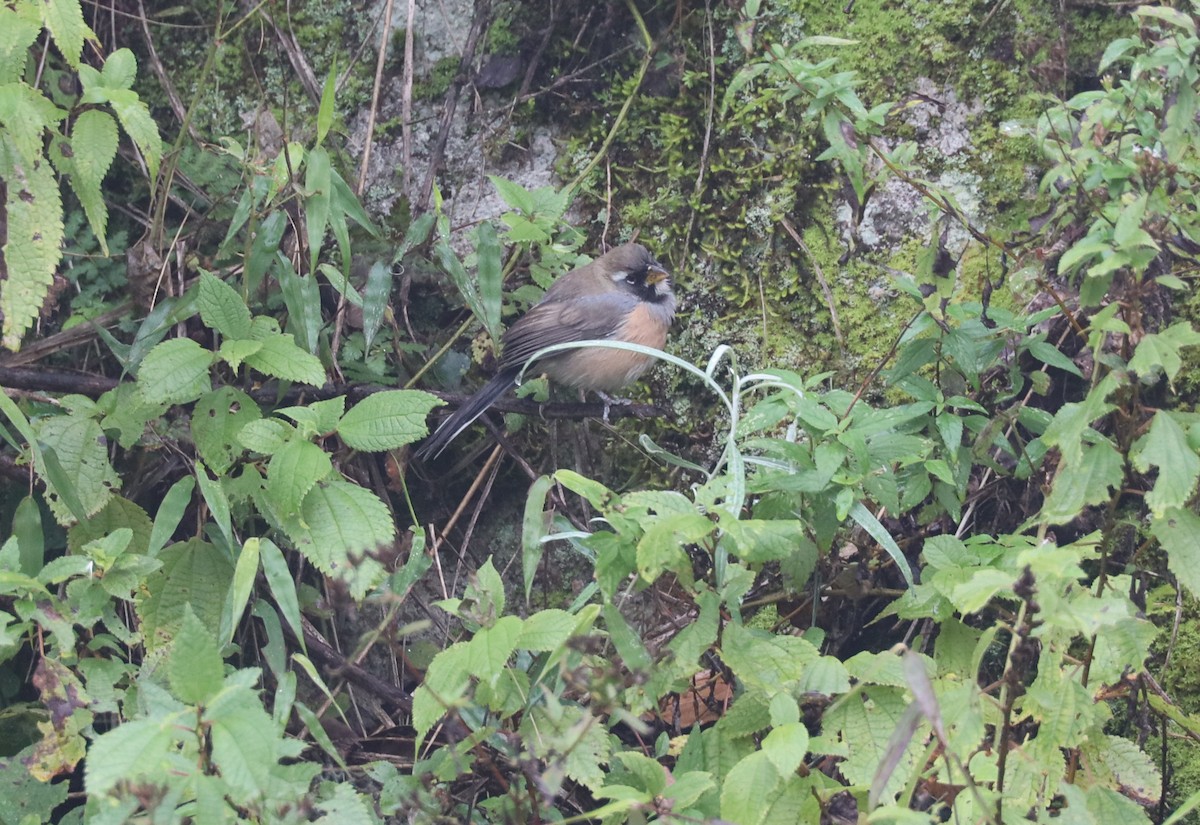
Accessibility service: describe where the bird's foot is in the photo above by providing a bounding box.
[595,391,633,424]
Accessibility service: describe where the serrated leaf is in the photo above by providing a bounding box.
[105,88,162,180]
[100,48,137,89]
[517,609,574,652]
[1128,322,1200,386]
[1133,411,1200,517]
[0,83,66,166]
[217,339,263,371]
[0,7,42,84]
[720,518,811,564]
[84,714,186,796]
[336,390,443,451]
[1153,508,1200,601]
[1041,441,1123,524]
[168,607,224,705]
[237,418,294,454]
[288,480,393,599]
[192,387,260,475]
[137,338,214,404]
[63,110,118,255]
[466,614,522,687]
[267,438,333,516]
[33,413,118,524]
[412,642,470,748]
[39,0,94,68]
[198,272,253,339]
[138,539,235,651]
[67,495,152,557]
[637,511,710,583]
[243,333,326,386]
[720,623,817,696]
[2,157,64,351]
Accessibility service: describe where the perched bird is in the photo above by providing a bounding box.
[415,242,675,460]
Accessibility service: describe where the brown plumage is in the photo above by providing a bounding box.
[415,242,675,460]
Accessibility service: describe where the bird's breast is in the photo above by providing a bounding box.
[541,301,670,393]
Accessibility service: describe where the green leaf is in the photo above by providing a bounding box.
[2,154,64,350]
[1133,411,1200,517]
[50,110,118,255]
[259,538,304,648]
[517,609,575,652]
[602,602,652,673]
[720,623,817,696]
[138,539,235,651]
[67,495,152,557]
[237,418,294,454]
[489,175,536,213]
[168,606,225,705]
[267,438,333,516]
[13,495,44,576]
[105,86,161,180]
[522,475,554,601]
[33,412,118,523]
[412,642,470,747]
[1026,339,1083,378]
[198,272,253,339]
[467,614,522,687]
[289,480,394,599]
[475,222,503,344]
[0,84,66,167]
[100,48,137,89]
[147,477,195,558]
[336,390,443,451]
[316,59,337,144]
[0,7,42,84]
[218,339,263,371]
[1040,441,1123,525]
[720,518,812,564]
[84,714,188,796]
[137,338,214,404]
[362,260,391,351]
[39,0,94,68]
[1128,322,1200,386]
[192,387,260,475]
[1153,508,1200,601]
[304,146,332,274]
[243,332,326,386]
[637,512,711,583]
[762,722,809,778]
[220,537,260,647]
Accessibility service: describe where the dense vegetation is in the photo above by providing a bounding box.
[3,0,1200,822]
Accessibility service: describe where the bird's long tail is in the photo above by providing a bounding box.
[414,369,518,460]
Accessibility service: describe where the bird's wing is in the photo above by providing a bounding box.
[499,290,639,371]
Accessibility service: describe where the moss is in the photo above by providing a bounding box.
[414,55,461,101]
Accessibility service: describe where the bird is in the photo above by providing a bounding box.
[414,242,675,460]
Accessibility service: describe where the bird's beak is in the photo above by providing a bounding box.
[645,263,670,285]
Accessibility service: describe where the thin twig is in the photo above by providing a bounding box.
[401,0,416,200]
[357,0,397,194]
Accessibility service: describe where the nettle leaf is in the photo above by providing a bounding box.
[197,272,252,339]
[1128,322,1200,386]
[57,110,118,255]
[243,332,326,386]
[466,614,522,688]
[138,539,235,652]
[84,714,189,797]
[0,83,66,166]
[217,339,263,371]
[412,642,470,747]
[237,418,294,455]
[1152,508,1200,600]
[720,518,811,564]
[0,7,42,84]
[337,390,443,451]
[266,438,333,517]
[94,83,162,179]
[288,480,393,599]
[720,623,818,696]
[637,511,711,583]
[167,607,224,706]
[1040,441,1123,525]
[137,338,214,404]
[520,703,611,794]
[38,0,94,68]
[2,156,64,351]
[67,495,152,557]
[1133,410,1200,517]
[192,387,260,475]
[33,413,118,524]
